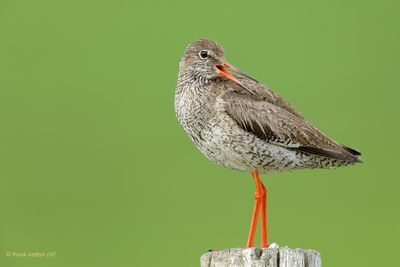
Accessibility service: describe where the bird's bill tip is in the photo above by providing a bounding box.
[215,62,257,95]
[215,62,258,83]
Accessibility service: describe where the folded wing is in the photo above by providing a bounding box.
[223,91,361,163]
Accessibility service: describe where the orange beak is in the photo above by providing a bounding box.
[215,62,258,94]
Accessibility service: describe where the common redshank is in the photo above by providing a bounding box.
[174,39,361,248]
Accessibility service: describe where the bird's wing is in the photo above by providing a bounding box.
[223,91,361,163]
[233,74,306,119]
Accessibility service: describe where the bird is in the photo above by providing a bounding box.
[174,39,361,248]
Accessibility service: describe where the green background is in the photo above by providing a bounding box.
[0,0,399,266]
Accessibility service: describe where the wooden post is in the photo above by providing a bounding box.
[200,245,321,267]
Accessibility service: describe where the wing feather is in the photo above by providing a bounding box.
[223,91,361,163]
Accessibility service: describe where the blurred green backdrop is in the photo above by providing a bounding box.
[0,0,399,266]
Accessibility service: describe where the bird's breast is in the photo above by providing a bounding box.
[175,86,214,143]
[175,90,252,170]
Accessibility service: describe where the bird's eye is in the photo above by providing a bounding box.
[199,50,209,59]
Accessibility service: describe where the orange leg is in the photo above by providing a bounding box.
[246,191,261,248]
[260,180,268,248]
[246,170,268,248]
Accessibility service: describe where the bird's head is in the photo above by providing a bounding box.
[179,39,257,87]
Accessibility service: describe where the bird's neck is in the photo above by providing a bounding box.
[177,70,212,92]
[175,74,218,129]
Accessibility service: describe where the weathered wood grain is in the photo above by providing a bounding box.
[200,245,321,267]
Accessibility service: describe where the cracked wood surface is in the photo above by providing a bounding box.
[200,246,321,267]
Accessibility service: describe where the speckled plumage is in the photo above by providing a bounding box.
[175,39,361,173]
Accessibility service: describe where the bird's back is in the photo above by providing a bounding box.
[222,73,362,165]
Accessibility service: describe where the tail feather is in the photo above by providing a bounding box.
[293,145,362,164]
[343,145,361,156]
